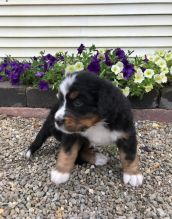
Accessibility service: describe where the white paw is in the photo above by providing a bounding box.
[123,173,143,187]
[95,153,109,166]
[25,150,31,159]
[51,169,70,185]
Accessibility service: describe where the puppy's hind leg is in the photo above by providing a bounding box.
[77,137,109,166]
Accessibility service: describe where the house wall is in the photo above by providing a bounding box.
[0,0,172,58]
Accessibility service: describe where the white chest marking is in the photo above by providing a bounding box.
[82,121,124,146]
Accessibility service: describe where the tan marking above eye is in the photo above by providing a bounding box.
[68,90,79,100]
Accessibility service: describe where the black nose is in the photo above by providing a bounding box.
[56,118,64,126]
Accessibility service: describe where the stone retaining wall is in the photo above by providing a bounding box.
[0,82,172,109]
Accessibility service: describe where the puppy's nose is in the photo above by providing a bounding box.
[55,117,64,126]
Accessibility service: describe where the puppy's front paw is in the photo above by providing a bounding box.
[25,149,31,159]
[95,153,109,166]
[51,169,70,185]
[123,173,143,187]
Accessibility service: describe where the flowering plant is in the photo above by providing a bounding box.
[0,44,171,98]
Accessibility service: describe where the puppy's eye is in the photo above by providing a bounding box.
[73,99,83,107]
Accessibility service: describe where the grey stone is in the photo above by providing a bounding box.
[159,86,172,109]
[129,90,159,109]
[26,87,57,108]
[157,208,166,217]
[0,81,26,107]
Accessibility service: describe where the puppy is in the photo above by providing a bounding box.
[26,71,143,186]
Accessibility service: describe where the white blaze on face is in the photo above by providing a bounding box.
[54,99,66,121]
[55,74,76,122]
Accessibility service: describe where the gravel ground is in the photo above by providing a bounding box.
[0,115,172,219]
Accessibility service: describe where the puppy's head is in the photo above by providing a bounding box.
[54,71,103,133]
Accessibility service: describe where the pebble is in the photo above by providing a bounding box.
[157,208,166,217]
[0,117,172,218]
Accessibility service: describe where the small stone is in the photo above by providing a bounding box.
[85,169,90,174]
[89,189,94,194]
[157,208,166,217]
[90,165,95,169]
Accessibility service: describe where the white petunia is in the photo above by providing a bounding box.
[160,72,167,83]
[155,50,165,57]
[144,69,154,78]
[144,84,153,93]
[98,49,105,60]
[111,62,123,75]
[134,66,139,71]
[154,74,162,84]
[134,69,144,83]
[170,66,172,75]
[165,52,172,61]
[59,50,64,54]
[153,54,161,63]
[116,61,124,70]
[160,66,169,74]
[111,65,121,74]
[98,53,105,60]
[116,73,124,80]
[112,79,119,87]
[154,73,167,84]
[122,87,130,97]
[147,54,154,62]
[74,62,84,72]
[65,64,75,75]
[98,49,105,54]
[155,58,167,68]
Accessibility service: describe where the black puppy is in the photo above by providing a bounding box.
[26,71,143,186]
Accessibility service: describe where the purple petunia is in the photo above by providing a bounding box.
[35,72,44,77]
[116,48,126,60]
[123,64,135,80]
[38,80,49,91]
[45,54,57,63]
[0,58,32,85]
[121,58,135,80]
[0,75,3,81]
[42,53,57,71]
[5,69,10,77]
[6,61,31,85]
[23,63,31,70]
[105,51,113,66]
[0,62,8,72]
[77,43,86,55]
[9,73,20,85]
[87,55,101,73]
[44,62,48,72]
[144,55,149,63]
[57,54,64,62]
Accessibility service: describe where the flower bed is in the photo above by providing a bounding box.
[0,44,172,108]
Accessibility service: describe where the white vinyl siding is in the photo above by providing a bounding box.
[0,0,172,58]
